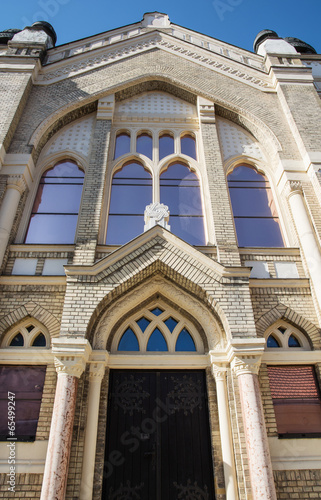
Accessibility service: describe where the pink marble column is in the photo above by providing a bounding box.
[233,357,277,500]
[40,338,91,500]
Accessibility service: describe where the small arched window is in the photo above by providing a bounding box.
[228,165,284,247]
[136,132,153,160]
[114,132,130,159]
[181,134,196,160]
[160,162,205,245]
[159,133,174,160]
[265,323,310,350]
[1,320,49,349]
[106,161,152,245]
[25,160,84,244]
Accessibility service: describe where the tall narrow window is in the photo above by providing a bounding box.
[136,132,153,160]
[106,162,152,244]
[181,134,197,160]
[159,133,174,160]
[228,165,284,247]
[25,160,84,244]
[160,162,205,245]
[114,132,130,159]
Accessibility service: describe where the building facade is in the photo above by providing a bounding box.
[0,12,321,500]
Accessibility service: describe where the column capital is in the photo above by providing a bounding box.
[226,338,265,377]
[89,351,109,381]
[211,362,228,382]
[231,355,262,377]
[284,179,303,198]
[7,175,27,194]
[52,337,92,378]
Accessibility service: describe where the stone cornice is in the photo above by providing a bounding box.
[36,31,272,91]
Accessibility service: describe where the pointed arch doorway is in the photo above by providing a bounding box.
[102,369,216,500]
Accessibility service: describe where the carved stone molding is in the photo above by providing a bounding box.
[37,32,271,90]
[231,355,262,377]
[52,337,92,379]
[144,203,170,231]
[198,98,215,123]
[7,175,27,195]
[97,95,115,120]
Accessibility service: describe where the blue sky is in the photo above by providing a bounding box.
[1,0,320,54]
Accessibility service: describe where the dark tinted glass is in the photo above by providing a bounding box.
[160,163,205,245]
[288,335,301,348]
[114,133,130,159]
[175,328,196,351]
[31,333,46,347]
[150,307,164,316]
[25,161,84,244]
[0,366,46,440]
[228,165,284,247]
[106,162,152,245]
[164,317,178,332]
[118,328,139,351]
[147,328,168,351]
[233,218,284,247]
[136,317,151,332]
[136,133,153,159]
[267,335,280,348]
[181,134,196,159]
[159,134,174,160]
[9,333,24,347]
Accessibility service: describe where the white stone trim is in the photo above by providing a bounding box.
[269,437,321,471]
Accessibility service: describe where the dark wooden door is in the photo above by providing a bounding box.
[102,370,215,499]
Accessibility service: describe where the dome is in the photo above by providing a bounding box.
[253,29,279,53]
[30,21,57,46]
[284,37,317,55]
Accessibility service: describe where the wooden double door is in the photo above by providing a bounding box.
[102,370,216,499]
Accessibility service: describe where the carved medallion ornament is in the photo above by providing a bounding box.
[112,376,150,415]
[108,481,144,500]
[174,479,209,500]
[167,375,203,415]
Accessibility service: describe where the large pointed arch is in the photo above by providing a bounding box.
[89,273,226,351]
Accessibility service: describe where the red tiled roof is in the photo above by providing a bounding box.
[267,365,320,400]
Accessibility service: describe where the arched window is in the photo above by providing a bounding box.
[1,320,50,349]
[228,165,284,247]
[136,132,153,159]
[114,132,130,159]
[106,161,152,244]
[113,304,203,353]
[265,322,310,350]
[181,134,197,160]
[160,162,205,245]
[25,160,84,244]
[159,133,174,160]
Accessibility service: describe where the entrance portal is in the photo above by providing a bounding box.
[102,370,216,499]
